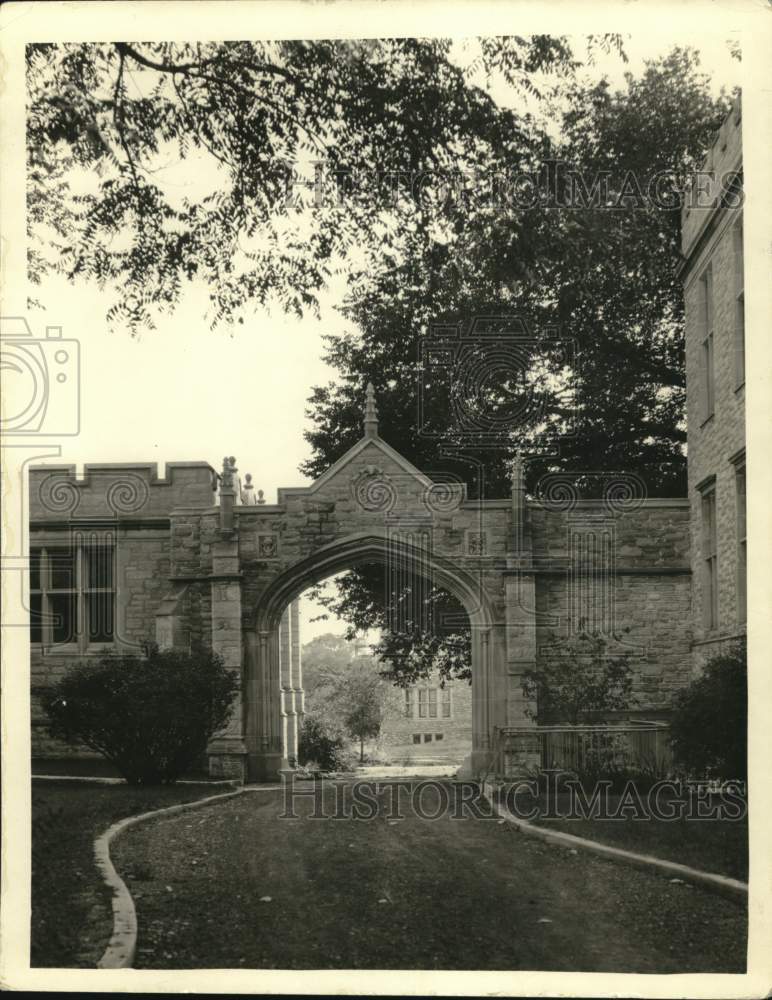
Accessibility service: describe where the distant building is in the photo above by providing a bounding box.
[680,95,745,670]
[378,670,472,764]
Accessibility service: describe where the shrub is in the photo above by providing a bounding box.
[670,640,747,781]
[39,642,239,785]
[298,716,350,772]
[522,626,636,723]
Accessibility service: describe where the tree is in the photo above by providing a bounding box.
[27,36,609,330]
[303,48,734,499]
[670,641,747,781]
[306,567,472,688]
[521,628,636,724]
[38,642,239,784]
[339,672,389,763]
[301,627,404,753]
[301,48,734,667]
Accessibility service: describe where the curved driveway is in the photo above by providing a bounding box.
[111,779,746,971]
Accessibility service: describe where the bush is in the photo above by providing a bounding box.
[522,627,636,723]
[670,641,747,781]
[298,716,351,772]
[39,642,239,785]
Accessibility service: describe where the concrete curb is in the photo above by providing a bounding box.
[94,785,281,969]
[482,783,748,902]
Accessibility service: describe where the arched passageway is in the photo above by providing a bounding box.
[244,533,497,781]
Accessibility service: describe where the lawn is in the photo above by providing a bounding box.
[498,788,748,881]
[31,779,230,967]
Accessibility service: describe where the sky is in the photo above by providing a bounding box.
[16,32,741,642]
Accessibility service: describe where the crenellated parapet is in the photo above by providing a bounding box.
[28,462,218,523]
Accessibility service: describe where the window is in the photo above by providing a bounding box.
[441,686,452,719]
[700,265,715,421]
[700,483,718,630]
[417,686,439,719]
[423,733,433,743]
[736,462,747,623]
[404,688,413,719]
[734,221,745,388]
[412,734,421,745]
[435,733,444,741]
[30,537,115,648]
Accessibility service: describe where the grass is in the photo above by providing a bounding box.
[31,779,229,967]
[31,757,212,779]
[499,787,748,880]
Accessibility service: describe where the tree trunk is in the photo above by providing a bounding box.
[360,738,364,763]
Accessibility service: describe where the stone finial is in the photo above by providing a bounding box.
[221,455,237,489]
[241,472,256,505]
[510,448,528,555]
[257,489,266,505]
[219,456,238,536]
[364,381,378,438]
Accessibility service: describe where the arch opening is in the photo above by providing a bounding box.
[244,534,495,781]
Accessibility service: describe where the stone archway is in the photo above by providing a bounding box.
[244,532,497,782]
[194,384,691,783]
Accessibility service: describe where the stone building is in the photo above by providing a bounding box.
[378,670,473,765]
[680,95,746,670]
[29,385,694,781]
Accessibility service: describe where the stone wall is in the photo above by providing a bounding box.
[528,499,692,713]
[29,437,696,775]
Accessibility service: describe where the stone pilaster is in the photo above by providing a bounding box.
[244,624,288,781]
[154,582,189,650]
[290,598,304,759]
[502,456,539,772]
[206,536,247,780]
[279,606,292,763]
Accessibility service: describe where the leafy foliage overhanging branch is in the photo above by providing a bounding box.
[28,36,622,329]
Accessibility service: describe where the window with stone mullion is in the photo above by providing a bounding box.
[29,537,115,648]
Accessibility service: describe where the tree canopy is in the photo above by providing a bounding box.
[306,570,471,688]
[303,48,734,500]
[300,630,403,756]
[28,36,616,329]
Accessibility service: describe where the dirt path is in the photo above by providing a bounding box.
[111,779,746,971]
